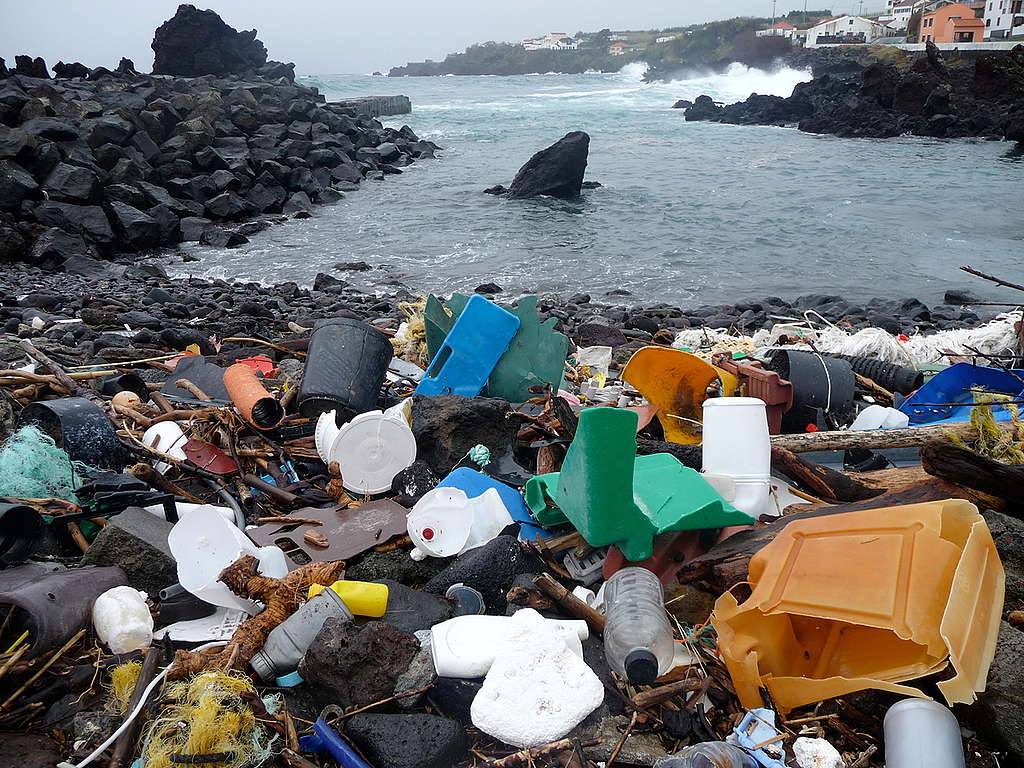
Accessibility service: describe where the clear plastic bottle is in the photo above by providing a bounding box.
[603,567,675,685]
[250,588,353,682]
[654,742,759,768]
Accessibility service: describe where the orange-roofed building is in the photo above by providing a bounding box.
[920,2,986,42]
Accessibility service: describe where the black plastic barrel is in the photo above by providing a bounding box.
[18,397,129,470]
[0,503,45,567]
[768,350,856,432]
[297,318,394,423]
[828,354,924,395]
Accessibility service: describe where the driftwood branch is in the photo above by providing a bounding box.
[771,446,883,502]
[921,440,1024,510]
[482,738,599,768]
[770,420,1016,453]
[961,265,1024,294]
[533,573,606,634]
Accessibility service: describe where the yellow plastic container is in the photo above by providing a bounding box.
[621,346,737,444]
[308,580,389,617]
[712,499,1004,712]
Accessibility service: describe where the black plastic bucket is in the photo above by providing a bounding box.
[99,372,150,401]
[297,318,394,423]
[828,354,924,395]
[18,397,128,470]
[0,503,45,567]
[768,350,856,432]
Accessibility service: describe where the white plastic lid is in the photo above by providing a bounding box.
[327,410,417,495]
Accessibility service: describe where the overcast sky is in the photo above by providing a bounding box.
[0,1,874,75]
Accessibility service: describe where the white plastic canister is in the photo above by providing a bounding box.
[701,397,771,519]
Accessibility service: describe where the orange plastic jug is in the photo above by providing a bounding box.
[712,499,1004,712]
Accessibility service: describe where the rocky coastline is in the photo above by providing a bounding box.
[684,42,1024,141]
[1,4,437,272]
[0,254,996,373]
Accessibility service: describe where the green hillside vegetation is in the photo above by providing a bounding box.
[388,12,834,77]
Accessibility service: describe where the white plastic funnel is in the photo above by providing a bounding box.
[326,410,417,495]
[168,507,288,615]
[407,487,513,559]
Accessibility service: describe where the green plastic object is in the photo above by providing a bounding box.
[424,294,569,401]
[524,408,753,561]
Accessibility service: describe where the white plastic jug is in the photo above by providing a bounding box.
[407,487,513,560]
[142,421,188,474]
[431,612,589,678]
[702,398,771,519]
[851,404,910,431]
[168,507,288,615]
[92,586,153,654]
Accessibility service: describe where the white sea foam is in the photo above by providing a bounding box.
[664,62,812,102]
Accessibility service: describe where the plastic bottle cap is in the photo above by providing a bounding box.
[446,583,486,615]
[422,527,435,541]
[625,648,659,686]
[275,671,304,687]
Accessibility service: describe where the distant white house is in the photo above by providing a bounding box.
[884,0,932,28]
[523,32,579,51]
[655,34,680,43]
[984,0,1024,38]
[756,21,798,37]
[805,15,892,45]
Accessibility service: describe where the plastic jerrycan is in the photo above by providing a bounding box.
[431,613,589,677]
[603,567,675,685]
[307,580,389,617]
[702,397,772,520]
[250,587,354,681]
[416,294,521,397]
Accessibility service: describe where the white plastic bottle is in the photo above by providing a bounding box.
[884,699,966,768]
[603,567,674,685]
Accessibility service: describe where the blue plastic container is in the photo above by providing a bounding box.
[439,467,549,540]
[299,717,372,768]
[415,295,520,398]
[898,362,1024,426]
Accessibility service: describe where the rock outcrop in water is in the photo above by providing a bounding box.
[487,131,590,199]
[152,4,284,79]
[0,7,438,270]
[685,43,1024,142]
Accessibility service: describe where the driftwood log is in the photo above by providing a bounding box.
[771,446,883,502]
[921,440,1024,513]
[770,420,1016,453]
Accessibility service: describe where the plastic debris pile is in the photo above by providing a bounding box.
[0,288,1021,768]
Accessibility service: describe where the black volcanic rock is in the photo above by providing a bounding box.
[506,131,590,199]
[52,61,91,79]
[152,4,269,77]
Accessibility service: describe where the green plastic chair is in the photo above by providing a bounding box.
[524,407,754,562]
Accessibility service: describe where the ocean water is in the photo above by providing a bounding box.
[175,64,1024,307]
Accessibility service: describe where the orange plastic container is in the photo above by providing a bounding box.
[712,499,1004,712]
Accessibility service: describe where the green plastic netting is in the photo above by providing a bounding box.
[0,425,88,502]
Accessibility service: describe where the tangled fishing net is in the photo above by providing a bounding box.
[950,393,1024,464]
[0,425,89,501]
[392,298,430,368]
[143,672,277,768]
[106,661,142,715]
[673,312,1023,368]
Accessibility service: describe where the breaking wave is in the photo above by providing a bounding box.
[662,62,812,103]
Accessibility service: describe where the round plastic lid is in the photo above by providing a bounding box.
[327,411,417,495]
[625,649,659,686]
[445,583,486,615]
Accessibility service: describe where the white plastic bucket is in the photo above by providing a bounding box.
[702,398,771,519]
[314,410,341,460]
[168,507,288,615]
[407,487,513,559]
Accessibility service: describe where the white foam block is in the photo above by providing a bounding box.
[470,608,604,748]
[794,737,846,768]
